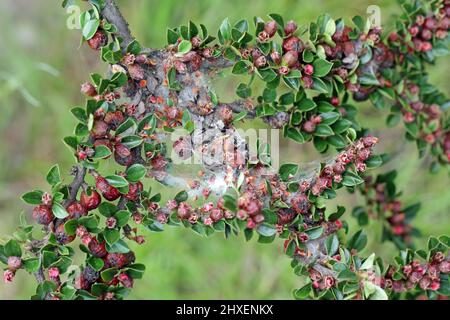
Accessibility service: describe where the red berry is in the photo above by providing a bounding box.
[421,28,433,40]
[177,202,192,220]
[67,201,88,219]
[254,55,267,68]
[331,97,340,106]
[88,237,107,258]
[270,51,282,65]
[430,281,440,291]
[246,219,256,229]
[303,64,314,75]
[81,82,97,97]
[125,181,143,201]
[91,120,109,138]
[302,120,316,133]
[55,223,75,244]
[282,36,303,53]
[282,50,298,67]
[114,143,133,166]
[118,273,134,288]
[284,20,297,36]
[3,270,15,284]
[104,111,125,130]
[48,267,60,281]
[388,32,399,42]
[32,205,54,225]
[7,256,22,271]
[291,194,311,215]
[424,17,438,30]
[278,66,290,75]
[264,21,278,37]
[409,26,419,37]
[80,189,101,211]
[302,76,313,89]
[190,35,202,48]
[96,176,121,201]
[210,208,224,222]
[392,225,405,235]
[421,41,433,51]
[104,252,135,269]
[87,30,108,50]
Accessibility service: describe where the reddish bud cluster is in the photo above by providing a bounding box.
[382,253,449,293]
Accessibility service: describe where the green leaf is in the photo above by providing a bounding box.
[71,107,87,123]
[167,28,179,45]
[23,258,40,273]
[312,77,330,94]
[125,164,147,183]
[21,190,44,205]
[126,39,142,55]
[320,112,340,125]
[126,263,146,279]
[293,283,312,300]
[285,127,305,144]
[325,234,339,256]
[342,172,364,187]
[233,111,248,123]
[236,83,252,99]
[175,190,188,203]
[52,202,69,219]
[348,229,368,252]
[403,203,421,220]
[297,98,317,112]
[313,58,333,77]
[364,281,388,300]
[314,124,334,137]
[366,155,383,169]
[88,257,105,271]
[257,68,277,82]
[64,219,78,236]
[327,135,347,149]
[328,206,345,222]
[279,163,298,181]
[177,40,192,55]
[338,269,358,282]
[115,210,131,228]
[5,239,22,257]
[313,137,328,153]
[256,224,277,237]
[105,175,129,188]
[219,18,232,43]
[305,226,324,240]
[106,239,130,253]
[360,253,375,270]
[121,135,144,149]
[104,229,120,245]
[98,202,118,217]
[101,268,118,282]
[232,61,250,75]
[46,165,61,186]
[82,19,100,40]
[42,250,58,268]
[79,216,99,230]
[115,118,136,136]
[92,145,111,159]
[386,113,401,127]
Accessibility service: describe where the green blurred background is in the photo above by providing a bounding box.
[0,0,449,299]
